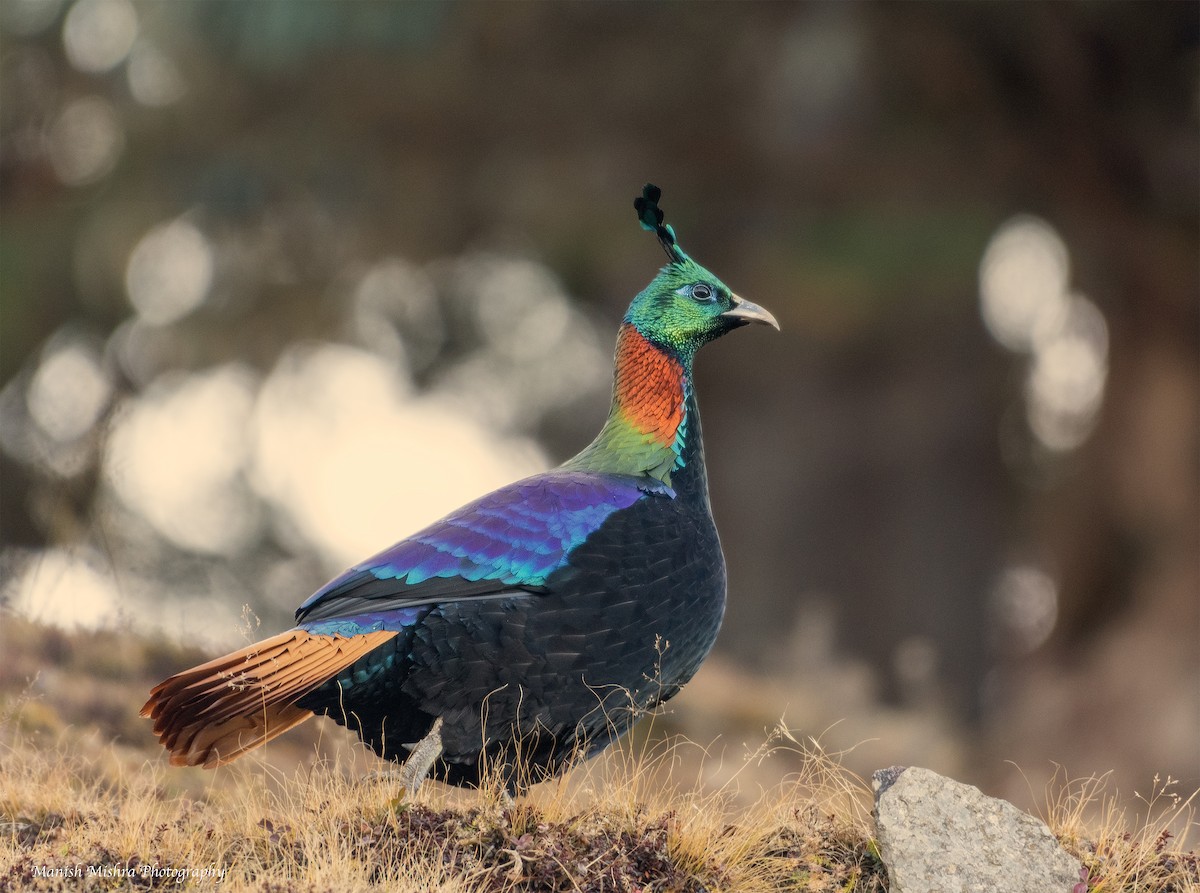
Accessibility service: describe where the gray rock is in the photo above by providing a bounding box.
[873,766,1082,893]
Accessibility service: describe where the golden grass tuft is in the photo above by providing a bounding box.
[1043,766,1198,892]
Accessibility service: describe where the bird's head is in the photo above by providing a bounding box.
[624,184,778,358]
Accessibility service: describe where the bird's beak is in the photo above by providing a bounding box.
[721,294,780,330]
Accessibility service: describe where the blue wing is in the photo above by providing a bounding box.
[295,470,667,631]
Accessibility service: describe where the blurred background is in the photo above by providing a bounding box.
[1,1,1196,811]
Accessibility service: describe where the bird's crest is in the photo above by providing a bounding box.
[635,183,688,265]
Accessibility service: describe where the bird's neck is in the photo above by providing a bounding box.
[564,324,707,491]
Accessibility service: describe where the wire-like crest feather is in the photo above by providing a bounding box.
[634,183,687,265]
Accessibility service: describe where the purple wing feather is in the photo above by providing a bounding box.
[296,470,658,626]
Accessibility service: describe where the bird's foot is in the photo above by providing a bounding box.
[396,716,444,795]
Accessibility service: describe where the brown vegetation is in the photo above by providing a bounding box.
[1,618,1195,891]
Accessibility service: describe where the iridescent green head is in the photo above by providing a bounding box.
[626,184,778,359]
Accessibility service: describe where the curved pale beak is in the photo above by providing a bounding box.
[721,294,780,330]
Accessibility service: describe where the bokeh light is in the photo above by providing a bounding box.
[988,565,1059,653]
[467,255,572,358]
[104,365,262,555]
[980,216,1108,453]
[1026,295,1109,451]
[436,254,609,430]
[46,95,124,186]
[352,257,444,369]
[26,338,111,443]
[4,547,120,630]
[62,0,137,73]
[251,342,546,570]
[125,217,214,325]
[126,40,186,107]
[979,216,1070,353]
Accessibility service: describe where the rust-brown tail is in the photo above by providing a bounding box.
[140,629,396,768]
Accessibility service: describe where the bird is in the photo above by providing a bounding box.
[141,184,778,791]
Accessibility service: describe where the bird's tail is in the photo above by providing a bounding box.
[140,628,396,768]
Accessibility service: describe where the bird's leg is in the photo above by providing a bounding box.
[396,716,443,795]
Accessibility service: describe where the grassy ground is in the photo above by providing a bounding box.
[0,616,1195,892]
[1,722,887,891]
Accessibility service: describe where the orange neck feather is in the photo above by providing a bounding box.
[613,324,686,447]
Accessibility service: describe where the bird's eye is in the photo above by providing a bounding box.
[691,283,714,302]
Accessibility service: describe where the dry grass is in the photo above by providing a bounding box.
[1045,767,1198,892]
[0,716,887,892]
[0,615,1195,892]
